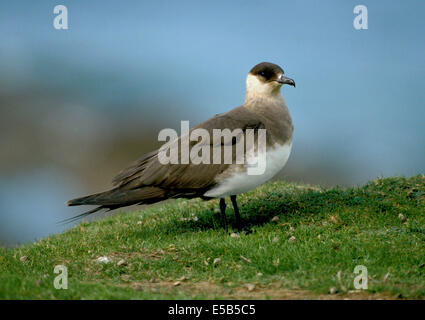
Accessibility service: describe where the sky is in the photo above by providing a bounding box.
[1,1,423,171]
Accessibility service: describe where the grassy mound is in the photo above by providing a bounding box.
[0,175,424,299]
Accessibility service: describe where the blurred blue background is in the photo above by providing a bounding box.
[0,0,424,246]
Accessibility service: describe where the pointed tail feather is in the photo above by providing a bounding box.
[66,190,116,207]
[63,186,167,224]
[58,205,107,225]
[66,187,166,207]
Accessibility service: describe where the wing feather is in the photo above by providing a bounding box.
[111,106,264,192]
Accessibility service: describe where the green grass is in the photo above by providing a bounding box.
[1,175,424,299]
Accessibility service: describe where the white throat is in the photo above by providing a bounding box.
[245,74,283,102]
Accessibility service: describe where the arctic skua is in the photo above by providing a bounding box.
[66,62,295,231]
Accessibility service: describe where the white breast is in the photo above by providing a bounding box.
[204,142,292,198]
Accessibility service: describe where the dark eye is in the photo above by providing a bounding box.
[259,71,270,79]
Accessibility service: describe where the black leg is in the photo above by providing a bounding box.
[219,198,228,232]
[231,195,242,231]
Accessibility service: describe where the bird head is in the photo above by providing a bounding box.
[246,62,295,97]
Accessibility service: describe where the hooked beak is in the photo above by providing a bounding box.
[276,75,296,87]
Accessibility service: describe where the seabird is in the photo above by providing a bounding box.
[65,62,295,231]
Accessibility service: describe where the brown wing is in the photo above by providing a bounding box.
[111,106,264,193]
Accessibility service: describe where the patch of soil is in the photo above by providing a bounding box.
[119,280,394,300]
